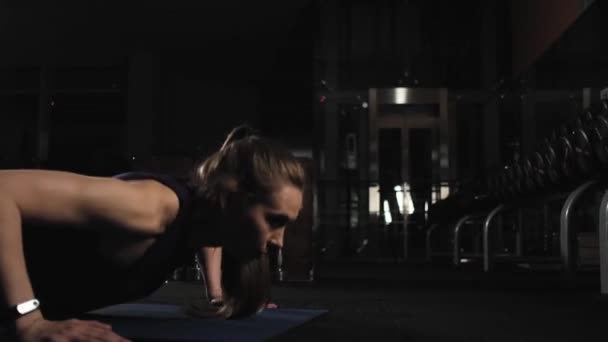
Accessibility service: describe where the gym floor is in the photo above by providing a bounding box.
[145,260,607,342]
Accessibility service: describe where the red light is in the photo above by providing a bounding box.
[319,96,327,103]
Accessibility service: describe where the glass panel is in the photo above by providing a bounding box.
[378,128,403,222]
[409,128,433,220]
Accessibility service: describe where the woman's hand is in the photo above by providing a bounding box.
[17,317,130,342]
[183,298,221,319]
[265,302,278,309]
[184,298,278,319]
[206,288,223,306]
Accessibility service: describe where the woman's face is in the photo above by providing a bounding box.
[222,183,303,259]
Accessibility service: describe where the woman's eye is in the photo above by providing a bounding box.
[266,214,288,228]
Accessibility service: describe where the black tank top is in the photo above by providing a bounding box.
[20,172,198,320]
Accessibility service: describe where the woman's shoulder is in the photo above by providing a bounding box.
[113,172,195,218]
[113,171,192,193]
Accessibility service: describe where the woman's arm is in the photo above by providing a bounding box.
[198,246,223,303]
[0,169,177,340]
[0,193,42,332]
[0,169,177,234]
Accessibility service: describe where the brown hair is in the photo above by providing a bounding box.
[191,125,305,318]
[193,125,305,200]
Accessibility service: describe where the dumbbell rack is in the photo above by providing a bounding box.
[427,100,608,295]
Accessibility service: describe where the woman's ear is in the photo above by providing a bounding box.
[217,176,239,210]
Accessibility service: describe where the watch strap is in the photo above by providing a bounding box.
[2,299,40,320]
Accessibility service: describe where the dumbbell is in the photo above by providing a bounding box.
[530,151,547,190]
[572,109,598,177]
[554,124,577,181]
[541,136,560,185]
[520,157,535,192]
[589,100,608,170]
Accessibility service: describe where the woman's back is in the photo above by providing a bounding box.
[19,172,196,319]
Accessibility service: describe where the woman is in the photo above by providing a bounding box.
[0,126,305,341]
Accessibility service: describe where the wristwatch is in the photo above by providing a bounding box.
[4,299,40,320]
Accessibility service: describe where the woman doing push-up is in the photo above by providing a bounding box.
[0,126,304,341]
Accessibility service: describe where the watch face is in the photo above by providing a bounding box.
[16,299,39,315]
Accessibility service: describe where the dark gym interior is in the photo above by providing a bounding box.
[1,0,608,341]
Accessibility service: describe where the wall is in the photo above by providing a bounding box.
[0,2,315,172]
[511,0,587,77]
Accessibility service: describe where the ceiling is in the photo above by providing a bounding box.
[0,1,313,70]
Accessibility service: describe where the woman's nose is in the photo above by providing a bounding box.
[268,236,284,249]
[258,233,283,255]
[268,229,284,249]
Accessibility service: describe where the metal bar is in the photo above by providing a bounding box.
[402,217,409,261]
[425,224,439,261]
[483,204,506,272]
[277,247,284,282]
[375,87,441,104]
[453,215,472,266]
[560,180,597,274]
[599,190,608,295]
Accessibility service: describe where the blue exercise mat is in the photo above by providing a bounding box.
[85,303,326,342]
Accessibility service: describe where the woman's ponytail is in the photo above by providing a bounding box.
[220,124,259,150]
